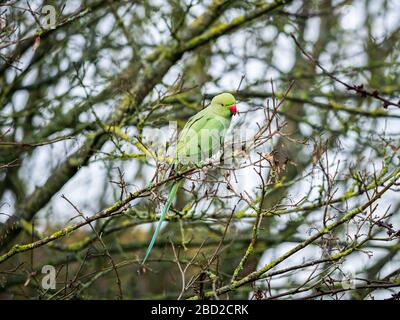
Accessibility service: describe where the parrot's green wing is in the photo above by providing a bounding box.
[176,110,230,164]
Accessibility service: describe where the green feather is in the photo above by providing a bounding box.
[142,180,183,264]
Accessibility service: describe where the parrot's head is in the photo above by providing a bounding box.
[211,92,237,116]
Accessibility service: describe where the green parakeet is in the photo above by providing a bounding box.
[142,92,237,264]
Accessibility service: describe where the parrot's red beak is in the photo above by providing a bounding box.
[229,104,237,115]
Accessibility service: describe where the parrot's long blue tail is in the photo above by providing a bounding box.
[142,180,183,264]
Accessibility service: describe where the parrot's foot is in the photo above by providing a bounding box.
[194,161,207,169]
